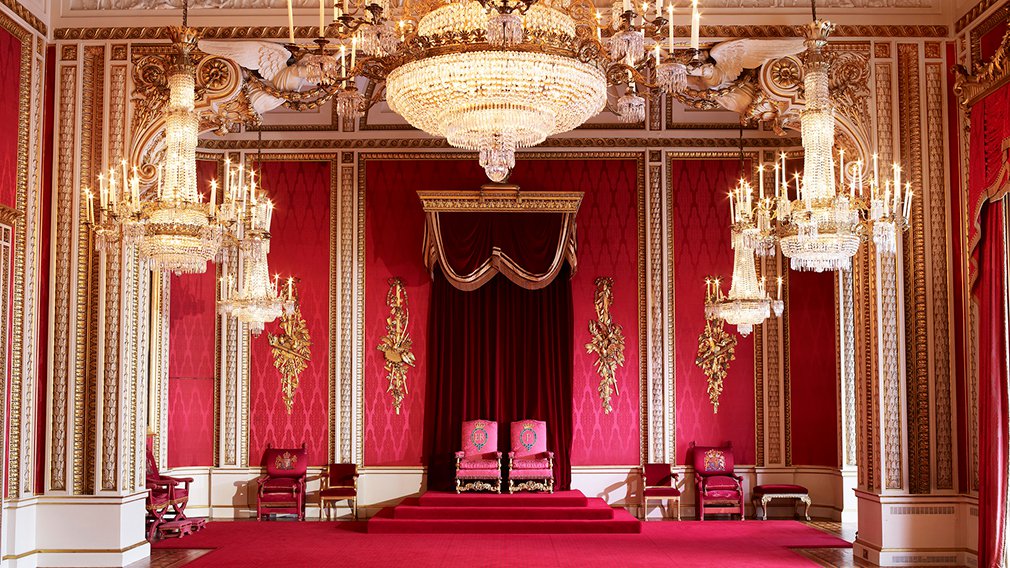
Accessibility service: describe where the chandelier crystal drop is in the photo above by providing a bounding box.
[616,90,646,123]
[706,215,783,337]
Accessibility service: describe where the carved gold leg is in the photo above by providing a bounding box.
[456,477,462,494]
[800,495,812,521]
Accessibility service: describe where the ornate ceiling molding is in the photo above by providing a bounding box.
[54,23,949,41]
[1,0,45,36]
[954,27,1010,109]
[417,188,583,213]
[198,136,803,150]
[956,0,1003,33]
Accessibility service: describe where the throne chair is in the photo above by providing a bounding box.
[455,419,502,493]
[691,442,745,520]
[507,419,554,493]
[257,443,308,520]
[642,463,681,520]
[145,446,193,540]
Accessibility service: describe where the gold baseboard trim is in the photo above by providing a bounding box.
[2,539,148,560]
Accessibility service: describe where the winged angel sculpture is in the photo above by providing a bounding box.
[200,35,804,125]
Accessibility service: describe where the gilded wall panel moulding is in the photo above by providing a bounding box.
[270,297,312,413]
[100,246,122,491]
[695,298,737,414]
[881,252,904,491]
[954,25,1010,109]
[925,62,954,490]
[783,266,792,466]
[52,24,950,41]
[587,277,627,415]
[664,160,675,463]
[338,164,354,463]
[417,189,583,214]
[377,278,415,415]
[356,157,366,466]
[647,164,667,460]
[199,136,804,151]
[898,43,930,495]
[0,226,11,505]
[839,269,858,468]
[0,0,45,35]
[50,63,78,492]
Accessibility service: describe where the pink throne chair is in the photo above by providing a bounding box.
[455,419,502,493]
[257,443,308,520]
[507,419,554,493]
[691,442,745,520]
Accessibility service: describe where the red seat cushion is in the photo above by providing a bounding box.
[701,489,742,501]
[753,484,808,495]
[703,475,740,489]
[320,487,356,498]
[644,486,681,497]
[262,478,302,492]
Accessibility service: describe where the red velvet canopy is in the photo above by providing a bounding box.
[968,83,1010,287]
[419,189,581,291]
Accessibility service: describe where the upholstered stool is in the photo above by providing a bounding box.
[752,484,812,521]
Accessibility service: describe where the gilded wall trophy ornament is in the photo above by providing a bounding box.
[378,277,415,415]
[268,287,312,414]
[586,277,626,414]
[695,279,738,414]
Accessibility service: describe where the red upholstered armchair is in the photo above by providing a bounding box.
[642,463,681,521]
[146,447,193,539]
[455,419,502,493]
[257,444,308,520]
[320,464,358,520]
[508,420,554,493]
[691,443,744,520]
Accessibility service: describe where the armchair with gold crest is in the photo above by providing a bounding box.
[257,443,308,520]
[690,442,745,520]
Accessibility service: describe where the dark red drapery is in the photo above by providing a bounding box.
[423,265,574,490]
[977,200,1009,568]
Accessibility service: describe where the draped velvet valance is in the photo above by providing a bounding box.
[967,82,1010,287]
[418,189,582,291]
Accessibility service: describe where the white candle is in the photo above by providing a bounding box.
[655,0,662,17]
[209,179,217,215]
[121,160,128,194]
[319,0,326,37]
[623,0,630,13]
[287,277,293,301]
[86,191,95,224]
[690,0,700,51]
[758,164,765,200]
[857,160,863,197]
[667,5,674,52]
[654,43,660,66]
[777,277,782,300]
[794,172,801,200]
[838,149,844,189]
[872,153,879,189]
[333,0,340,20]
[903,184,912,220]
[350,36,357,73]
[340,44,347,81]
[728,189,735,223]
[287,0,296,43]
[892,164,900,203]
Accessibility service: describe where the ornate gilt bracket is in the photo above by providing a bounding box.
[954,27,1010,110]
[268,293,312,414]
[695,281,737,414]
[377,277,415,415]
[585,277,626,414]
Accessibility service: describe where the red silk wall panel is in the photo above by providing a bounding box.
[248,160,331,467]
[671,158,756,465]
[364,157,641,466]
[0,26,21,209]
[788,270,838,467]
[167,159,220,467]
[168,268,216,468]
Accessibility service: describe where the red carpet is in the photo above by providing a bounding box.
[368,490,641,533]
[154,518,850,567]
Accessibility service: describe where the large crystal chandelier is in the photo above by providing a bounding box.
[84,8,226,274]
[217,152,294,335]
[270,0,696,181]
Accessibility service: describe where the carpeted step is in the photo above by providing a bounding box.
[392,500,615,520]
[367,506,641,534]
[417,490,589,508]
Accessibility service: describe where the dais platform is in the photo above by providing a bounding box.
[367,490,641,534]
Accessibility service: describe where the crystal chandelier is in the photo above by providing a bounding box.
[84,8,227,274]
[731,5,912,273]
[269,0,697,181]
[216,149,294,336]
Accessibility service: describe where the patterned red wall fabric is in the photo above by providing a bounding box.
[364,158,641,466]
[0,26,20,209]
[167,159,220,467]
[168,268,217,467]
[671,158,756,466]
[248,160,331,467]
[788,270,838,467]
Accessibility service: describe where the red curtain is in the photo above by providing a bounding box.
[977,200,1009,568]
[423,265,574,490]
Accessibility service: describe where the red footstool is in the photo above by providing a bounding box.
[752,484,811,520]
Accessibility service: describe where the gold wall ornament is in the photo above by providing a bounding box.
[586,277,626,414]
[695,281,738,414]
[268,296,312,414]
[377,277,415,415]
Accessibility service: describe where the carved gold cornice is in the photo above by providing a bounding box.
[418,188,583,213]
[54,24,949,41]
[199,137,802,150]
[1,0,45,36]
[954,27,1010,109]
[0,205,21,226]
[957,0,1003,33]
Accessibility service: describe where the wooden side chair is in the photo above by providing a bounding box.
[320,463,359,520]
[642,463,681,520]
